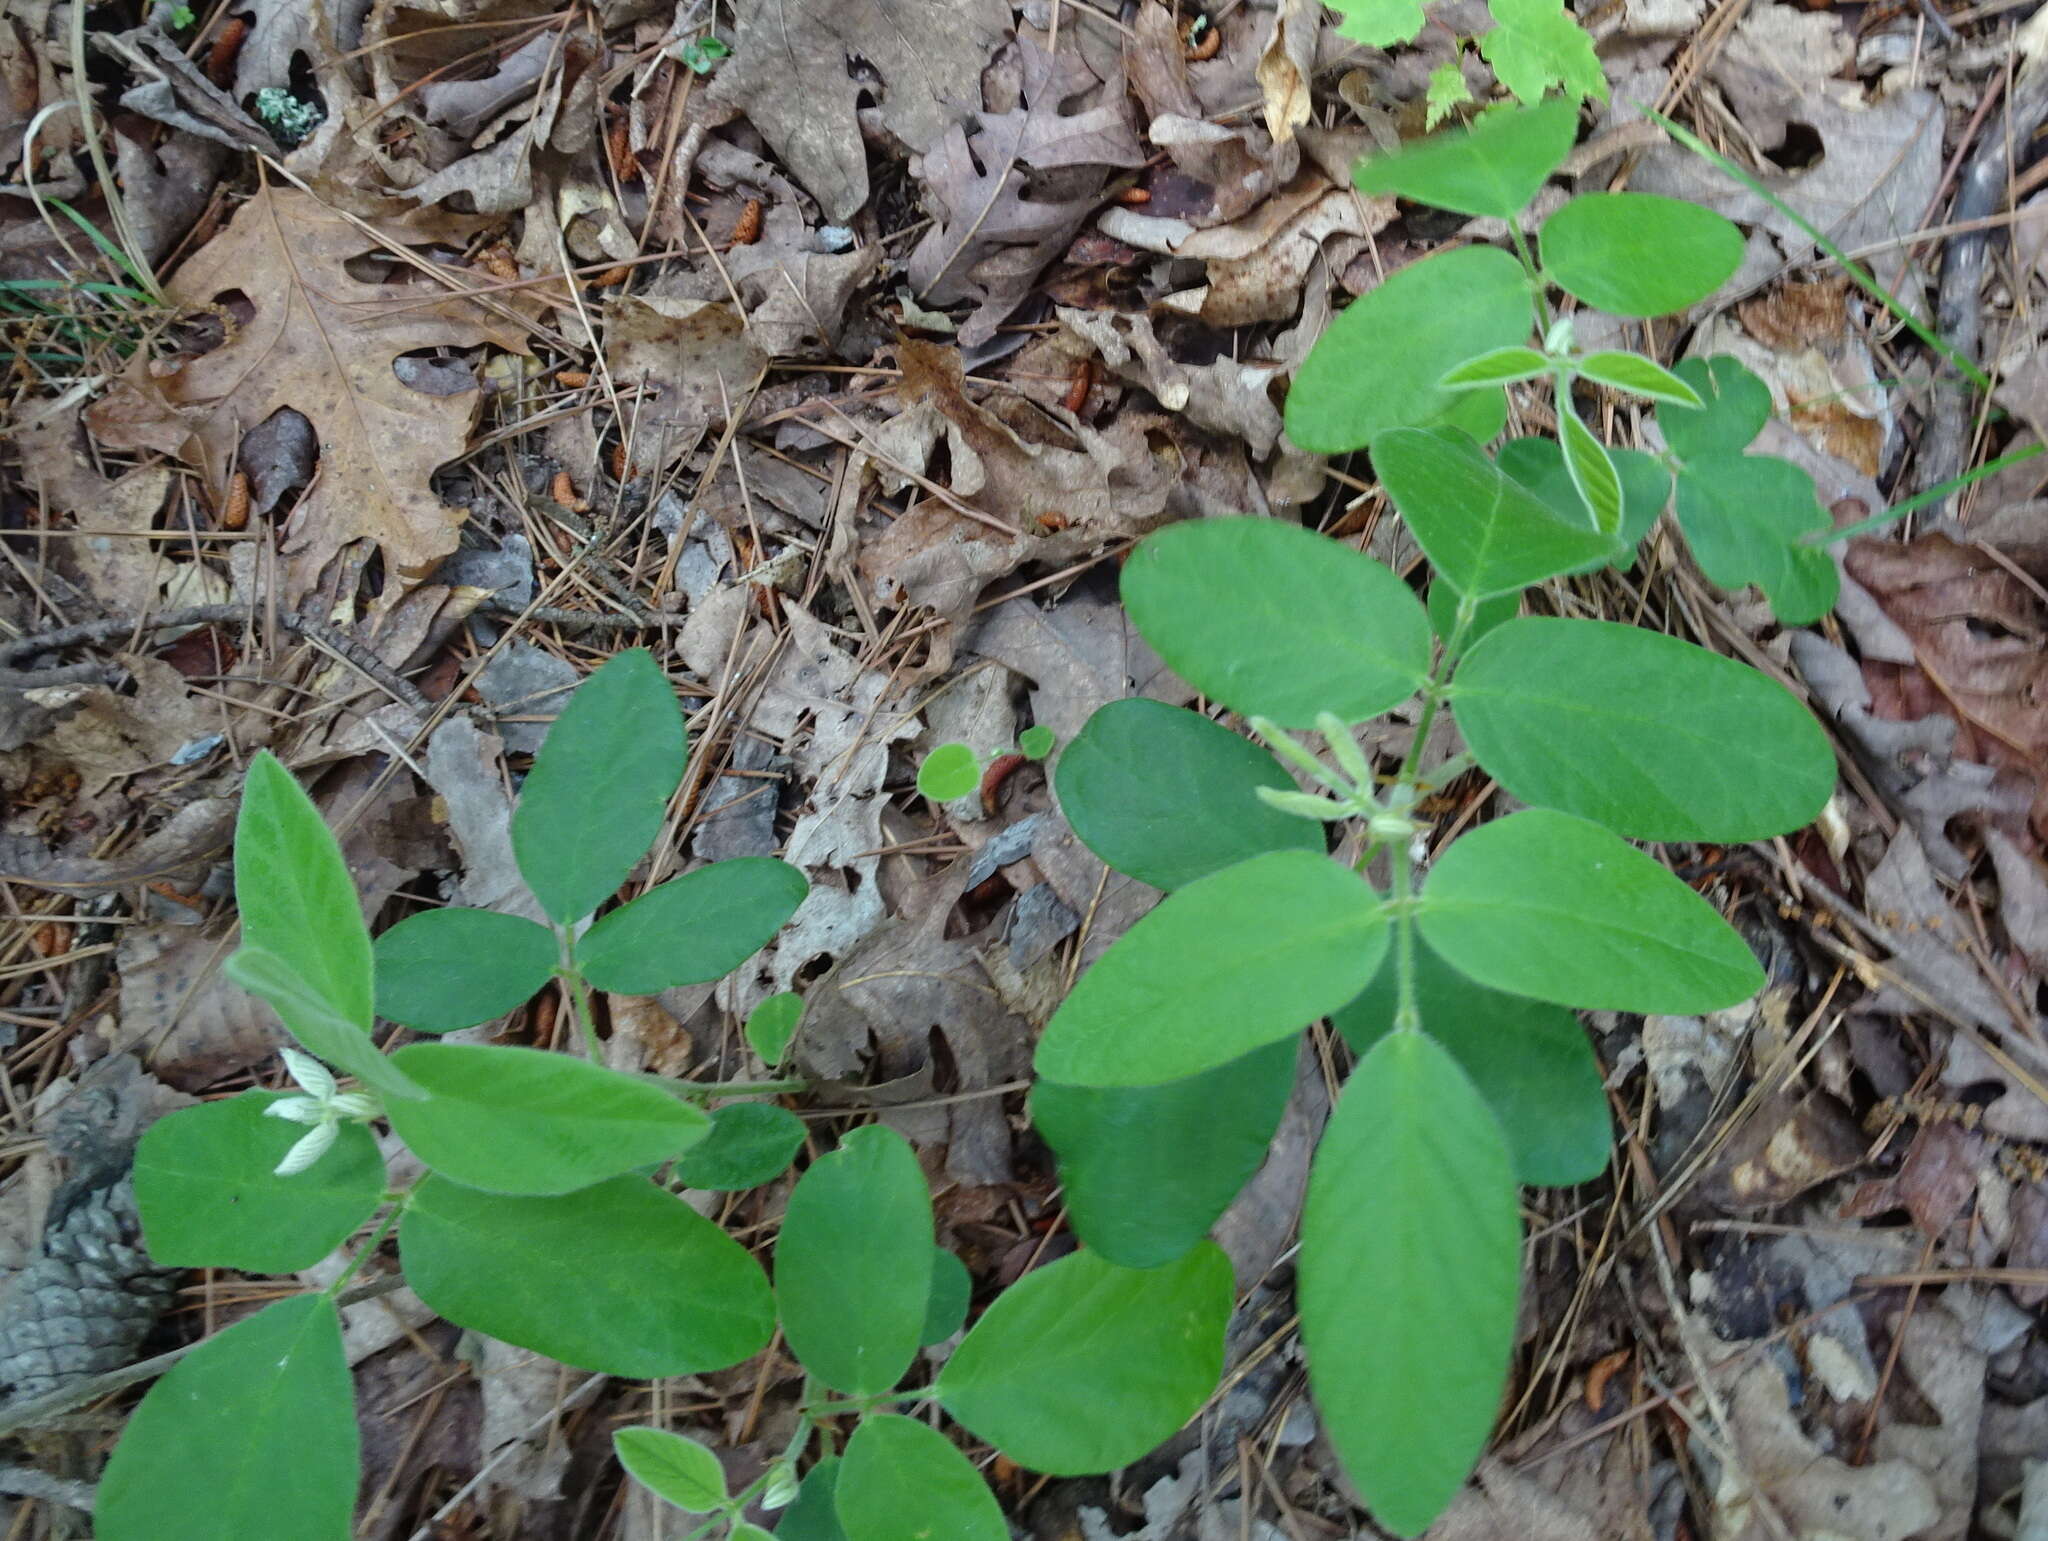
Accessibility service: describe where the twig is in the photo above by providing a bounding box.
[0,604,429,714]
[0,1463,98,1512]
[477,596,679,631]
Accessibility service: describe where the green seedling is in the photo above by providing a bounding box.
[1329,0,1603,108]
[109,650,1227,1541]
[1031,98,1844,1536]
[916,724,1056,801]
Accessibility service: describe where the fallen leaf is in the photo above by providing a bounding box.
[86,188,532,600]
[1058,307,1285,455]
[602,292,767,472]
[1257,0,1323,144]
[708,0,1011,223]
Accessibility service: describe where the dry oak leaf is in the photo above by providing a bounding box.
[88,187,530,597]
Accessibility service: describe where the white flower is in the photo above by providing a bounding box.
[264,1047,378,1176]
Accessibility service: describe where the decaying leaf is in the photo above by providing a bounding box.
[86,188,532,599]
[602,292,766,471]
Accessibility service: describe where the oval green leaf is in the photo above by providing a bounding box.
[1440,345,1551,389]
[134,1092,385,1273]
[224,946,424,1102]
[1055,700,1321,890]
[1574,350,1702,407]
[1301,1033,1520,1537]
[97,1294,354,1541]
[1558,404,1622,535]
[1540,192,1744,316]
[374,907,557,1032]
[1287,245,1534,454]
[1332,942,1609,1185]
[1374,427,1620,599]
[1035,849,1388,1087]
[1493,436,1669,565]
[776,1124,932,1396]
[1353,96,1577,219]
[385,1043,708,1195]
[675,1101,806,1190]
[746,990,802,1067]
[937,1243,1231,1475]
[1120,519,1431,728]
[917,743,980,801]
[1658,355,1771,460]
[1033,1037,1295,1268]
[835,1414,1006,1541]
[1417,809,1764,1012]
[401,1174,774,1376]
[512,648,687,924]
[575,859,807,995]
[922,1248,973,1345]
[614,1427,727,1513]
[1453,617,1836,840]
[1673,453,1840,625]
[778,1457,849,1541]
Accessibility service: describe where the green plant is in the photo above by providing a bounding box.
[1031,100,1842,1535]
[108,649,1229,1540]
[1329,0,1605,121]
[915,724,1055,802]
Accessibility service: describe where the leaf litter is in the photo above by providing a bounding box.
[6,0,2048,1534]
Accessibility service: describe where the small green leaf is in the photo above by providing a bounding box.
[575,859,808,994]
[373,908,557,1032]
[1035,850,1387,1087]
[1033,1037,1295,1268]
[614,1427,728,1514]
[1424,60,1474,128]
[1440,346,1552,389]
[1494,437,1669,565]
[746,991,803,1067]
[675,1101,806,1190]
[1541,193,1744,316]
[1352,96,1578,219]
[224,947,425,1102]
[835,1415,1006,1541]
[134,1093,384,1273]
[1658,356,1772,459]
[385,1043,708,1195]
[1287,245,1534,454]
[1557,404,1623,534]
[1327,0,1424,44]
[937,1244,1231,1475]
[1017,724,1055,760]
[234,751,372,1032]
[1054,700,1321,891]
[1573,351,1703,407]
[1673,454,1840,624]
[917,743,981,801]
[1301,1033,1520,1537]
[1478,0,1606,104]
[512,648,687,924]
[1332,942,1609,1185]
[1452,617,1837,840]
[97,1295,355,1541]
[922,1248,974,1345]
[1120,518,1431,728]
[1374,427,1620,598]
[401,1174,774,1376]
[1418,809,1765,1012]
[776,1125,932,1396]
[778,1458,850,1541]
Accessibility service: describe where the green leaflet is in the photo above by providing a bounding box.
[1120,518,1431,728]
[134,1093,384,1273]
[674,1101,806,1190]
[373,907,556,1033]
[97,1294,356,1541]
[401,1174,774,1377]
[1452,617,1837,841]
[1286,245,1532,454]
[614,1427,727,1514]
[1417,809,1765,1012]
[1301,1033,1520,1537]
[835,1415,1006,1541]
[1033,1037,1296,1268]
[574,858,808,994]
[1034,850,1388,1087]
[511,648,686,924]
[1540,194,1744,318]
[1054,699,1320,891]
[936,1244,1231,1475]
[1350,97,1577,219]
[776,1125,933,1397]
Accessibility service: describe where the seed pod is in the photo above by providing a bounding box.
[1186,20,1222,59]
[221,470,252,531]
[556,368,592,388]
[980,753,1026,816]
[550,470,588,511]
[1063,357,1094,415]
[609,440,628,481]
[1035,510,1071,533]
[478,244,519,282]
[206,16,249,86]
[606,118,637,182]
[588,263,632,288]
[1116,185,1152,205]
[731,197,764,245]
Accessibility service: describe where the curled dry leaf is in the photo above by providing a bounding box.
[86,188,531,600]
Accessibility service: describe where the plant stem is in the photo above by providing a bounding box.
[325,1195,408,1297]
[670,1077,807,1101]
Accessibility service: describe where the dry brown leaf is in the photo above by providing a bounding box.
[1256,0,1322,145]
[86,187,530,600]
[1058,308,1285,456]
[601,293,766,472]
[906,39,1144,347]
[708,0,1011,223]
